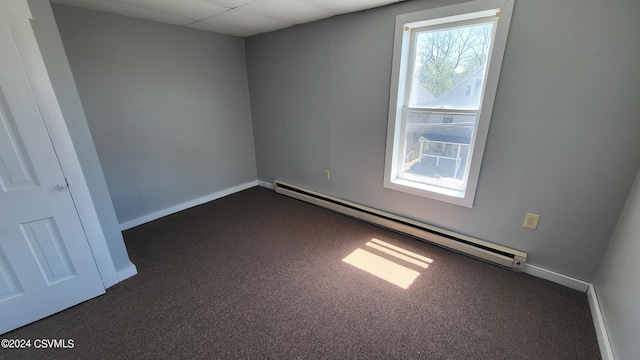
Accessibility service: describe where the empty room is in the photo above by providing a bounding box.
[0,0,639,359]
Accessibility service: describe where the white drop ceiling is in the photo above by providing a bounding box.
[52,0,405,37]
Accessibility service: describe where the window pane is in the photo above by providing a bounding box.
[409,22,494,109]
[400,112,476,188]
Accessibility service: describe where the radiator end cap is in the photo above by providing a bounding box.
[511,255,526,272]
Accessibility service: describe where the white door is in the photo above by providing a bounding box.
[0,10,104,334]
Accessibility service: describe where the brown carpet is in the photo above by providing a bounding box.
[4,186,600,359]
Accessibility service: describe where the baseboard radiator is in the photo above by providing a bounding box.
[274,181,527,271]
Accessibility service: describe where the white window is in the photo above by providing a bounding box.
[384,0,514,207]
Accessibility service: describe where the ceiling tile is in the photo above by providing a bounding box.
[237,0,333,24]
[111,0,229,21]
[206,0,256,8]
[299,0,398,14]
[53,0,405,37]
[189,8,291,36]
[53,0,194,25]
[187,21,250,37]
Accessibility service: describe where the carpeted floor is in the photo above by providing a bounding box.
[4,187,601,359]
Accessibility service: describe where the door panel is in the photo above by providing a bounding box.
[0,10,104,334]
[0,248,22,302]
[0,89,38,191]
[21,217,76,285]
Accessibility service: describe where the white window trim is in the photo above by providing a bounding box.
[383,0,515,207]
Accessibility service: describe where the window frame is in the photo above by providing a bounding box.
[383,0,514,207]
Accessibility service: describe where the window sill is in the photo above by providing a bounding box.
[384,177,474,208]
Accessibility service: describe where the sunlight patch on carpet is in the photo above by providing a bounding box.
[342,238,432,289]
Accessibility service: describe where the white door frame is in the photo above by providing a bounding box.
[3,0,119,288]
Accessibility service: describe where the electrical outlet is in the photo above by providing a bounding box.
[324,170,330,180]
[523,213,540,230]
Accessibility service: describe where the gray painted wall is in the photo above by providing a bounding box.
[28,0,132,275]
[52,4,257,224]
[245,0,640,280]
[594,168,640,359]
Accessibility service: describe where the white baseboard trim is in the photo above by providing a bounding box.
[115,261,138,284]
[258,180,274,189]
[119,180,259,230]
[522,263,590,292]
[587,285,615,360]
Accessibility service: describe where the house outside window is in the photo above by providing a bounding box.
[384,0,514,207]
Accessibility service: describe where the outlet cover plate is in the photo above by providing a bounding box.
[523,213,540,230]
